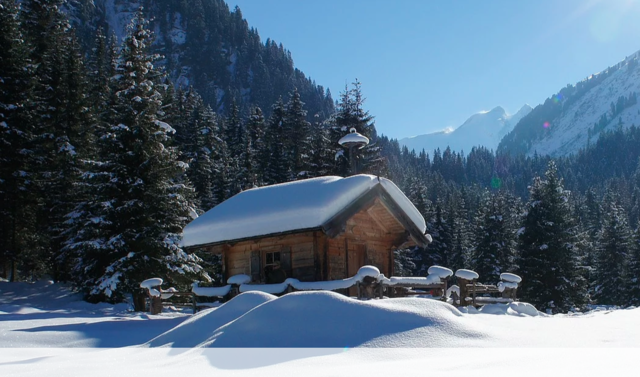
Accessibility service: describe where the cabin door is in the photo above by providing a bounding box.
[347,243,366,297]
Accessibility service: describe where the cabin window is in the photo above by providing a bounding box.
[265,251,281,267]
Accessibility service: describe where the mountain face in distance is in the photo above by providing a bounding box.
[399,104,532,155]
[498,52,640,157]
[66,0,335,120]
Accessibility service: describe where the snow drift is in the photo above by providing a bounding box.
[190,291,487,348]
[147,291,276,347]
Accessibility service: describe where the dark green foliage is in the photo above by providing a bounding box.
[284,89,312,179]
[593,192,631,305]
[64,11,204,301]
[517,162,587,313]
[627,226,640,306]
[0,0,40,281]
[330,80,386,177]
[472,190,517,283]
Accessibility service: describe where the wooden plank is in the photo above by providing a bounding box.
[344,238,349,279]
[250,250,261,282]
[378,189,431,247]
[323,186,381,238]
[322,233,328,281]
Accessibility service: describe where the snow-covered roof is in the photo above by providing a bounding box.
[182,175,427,247]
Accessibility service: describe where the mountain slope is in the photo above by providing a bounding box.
[399,104,532,155]
[498,51,640,157]
[66,0,334,119]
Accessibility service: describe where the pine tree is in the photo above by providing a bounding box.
[582,188,602,289]
[247,106,267,183]
[449,194,471,272]
[627,224,640,306]
[224,100,242,156]
[630,158,640,226]
[284,88,312,179]
[425,201,452,270]
[471,191,511,283]
[174,88,223,211]
[517,161,588,313]
[331,80,385,176]
[593,192,631,305]
[306,117,333,178]
[264,98,289,184]
[64,11,204,303]
[19,0,95,280]
[0,0,40,280]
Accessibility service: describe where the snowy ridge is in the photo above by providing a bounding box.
[526,52,640,156]
[399,104,532,155]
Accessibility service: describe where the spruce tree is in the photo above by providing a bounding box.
[264,98,289,184]
[627,224,640,306]
[247,106,267,184]
[449,194,471,272]
[0,0,40,280]
[472,190,515,283]
[425,201,451,270]
[173,88,223,211]
[331,80,385,176]
[64,11,204,303]
[517,161,587,313]
[306,117,333,178]
[284,88,312,179]
[593,192,631,305]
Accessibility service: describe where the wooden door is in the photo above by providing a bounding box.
[347,243,366,297]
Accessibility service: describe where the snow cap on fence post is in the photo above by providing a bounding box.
[140,278,163,289]
[140,278,163,297]
[499,273,522,284]
[227,274,251,285]
[455,269,479,280]
[356,265,380,280]
[427,265,453,279]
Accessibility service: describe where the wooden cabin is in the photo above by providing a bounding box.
[182,175,431,292]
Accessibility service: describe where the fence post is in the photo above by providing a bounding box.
[472,279,477,306]
[191,292,197,314]
[458,278,469,307]
[442,278,448,302]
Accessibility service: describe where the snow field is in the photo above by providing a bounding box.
[2,280,640,376]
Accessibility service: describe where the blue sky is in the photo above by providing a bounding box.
[228,0,640,139]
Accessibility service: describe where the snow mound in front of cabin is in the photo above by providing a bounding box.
[146,291,276,347]
[195,291,488,348]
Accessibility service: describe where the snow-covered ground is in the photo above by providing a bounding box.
[1,280,638,376]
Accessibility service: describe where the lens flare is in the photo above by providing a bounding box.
[543,121,550,128]
[491,177,502,189]
[552,94,563,104]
